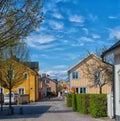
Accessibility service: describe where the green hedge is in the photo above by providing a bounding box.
[66,93,72,107]
[72,94,77,111]
[66,93,107,118]
[76,94,90,114]
[90,94,107,117]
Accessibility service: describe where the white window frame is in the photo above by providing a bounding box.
[76,87,87,94]
[72,71,79,80]
[18,88,25,95]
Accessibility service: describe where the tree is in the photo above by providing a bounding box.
[0,43,29,109]
[0,0,44,49]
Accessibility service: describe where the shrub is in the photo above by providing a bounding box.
[72,94,77,111]
[76,94,90,114]
[66,93,72,107]
[90,94,107,118]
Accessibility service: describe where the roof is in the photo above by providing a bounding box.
[40,76,57,83]
[25,62,39,70]
[68,53,101,72]
[101,40,120,57]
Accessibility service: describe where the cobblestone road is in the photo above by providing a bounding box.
[0,97,115,121]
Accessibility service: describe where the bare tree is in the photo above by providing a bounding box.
[0,43,29,109]
[0,0,44,49]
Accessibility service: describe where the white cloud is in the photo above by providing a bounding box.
[109,27,120,40]
[69,15,85,23]
[27,34,56,44]
[49,20,64,30]
[26,34,58,50]
[108,16,117,19]
[40,69,68,80]
[80,37,93,42]
[52,12,63,19]
[82,28,89,34]
[92,34,101,39]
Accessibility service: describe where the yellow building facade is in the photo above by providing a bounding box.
[0,59,39,102]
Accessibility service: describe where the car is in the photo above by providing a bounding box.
[4,92,19,105]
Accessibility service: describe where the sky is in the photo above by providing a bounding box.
[26,0,120,81]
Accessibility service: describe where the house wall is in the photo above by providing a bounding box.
[114,54,120,118]
[69,55,111,94]
[49,80,56,93]
[1,68,38,102]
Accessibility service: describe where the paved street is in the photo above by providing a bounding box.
[0,97,115,121]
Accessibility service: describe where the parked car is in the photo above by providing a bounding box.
[0,93,4,104]
[4,92,19,105]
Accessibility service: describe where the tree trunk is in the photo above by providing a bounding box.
[99,85,102,94]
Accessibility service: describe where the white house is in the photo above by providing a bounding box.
[102,40,120,121]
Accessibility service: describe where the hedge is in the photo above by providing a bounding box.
[76,94,90,114]
[90,94,107,117]
[72,94,77,111]
[66,93,72,107]
[66,93,107,118]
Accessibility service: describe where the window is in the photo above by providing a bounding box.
[72,71,79,79]
[93,70,102,84]
[46,79,50,83]
[24,72,28,80]
[18,88,25,95]
[80,87,86,94]
[76,87,78,93]
[76,87,86,94]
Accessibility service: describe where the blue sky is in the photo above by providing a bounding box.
[26,0,120,81]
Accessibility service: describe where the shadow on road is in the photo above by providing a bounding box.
[0,105,51,119]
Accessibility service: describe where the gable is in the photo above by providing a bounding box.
[68,54,102,72]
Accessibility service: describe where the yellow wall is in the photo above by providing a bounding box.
[0,61,39,102]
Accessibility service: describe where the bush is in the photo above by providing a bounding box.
[66,93,72,107]
[90,94,107,117]
[76,94,90,114]
[66,93,107,118]
[72,94,77,111]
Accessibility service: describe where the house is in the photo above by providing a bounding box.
[57,80,70,94]
[40,75,57,97]
[102,40,120,121]
[0,59,40,102]
[68,54,112,94]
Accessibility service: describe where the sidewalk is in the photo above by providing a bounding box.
[0,97,115,121]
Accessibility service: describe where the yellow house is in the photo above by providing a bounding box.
[0,59,40,102]
[68,54,112,94]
